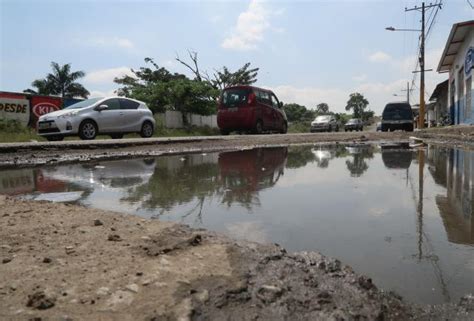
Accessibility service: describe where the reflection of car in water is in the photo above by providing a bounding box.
[39,159,157,189]
[218,147,287,194]
[381,144,413,169]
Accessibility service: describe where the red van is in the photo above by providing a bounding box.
[217,86,288,135]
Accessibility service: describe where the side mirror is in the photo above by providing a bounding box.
[95,104,108,111]
[278,102,283,108]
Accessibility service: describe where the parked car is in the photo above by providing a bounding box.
[381,102,414,132]
[376,122,382,131]
[37,97,155,141]
[217,86,287,135]
[310,115,338,132]
[344,118,363,131]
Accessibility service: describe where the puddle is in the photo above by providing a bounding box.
[1,144,474,305]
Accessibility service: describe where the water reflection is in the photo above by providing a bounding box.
[2,144,474,304]
[381,143,413,169]
[428,146,474,245]
[345,145,375,177]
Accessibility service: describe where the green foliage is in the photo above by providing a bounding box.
[334,113,352,124]
[288,121,311,133]
[115,58,218,116]
[25,62,89,98]
[345,92,369,119]
[316,103,329,114]
[0,119,41,143]
[284,103,315,123]
[211,63,259,90]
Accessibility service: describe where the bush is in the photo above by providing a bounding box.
[288,121,311,133]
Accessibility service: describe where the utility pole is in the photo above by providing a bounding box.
[405,2,442,128]
[401,82,410,104]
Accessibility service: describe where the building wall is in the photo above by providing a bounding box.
[448,29,474,124]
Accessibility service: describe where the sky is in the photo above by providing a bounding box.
[1,0,473,114]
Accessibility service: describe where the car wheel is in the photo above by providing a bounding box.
[110,134,124,139]
[254,120,263,134]
[140,121,154,138]
[79,120,98,140]
[281,122,288,134]
[46,135,64,142]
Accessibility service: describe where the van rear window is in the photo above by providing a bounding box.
[383,104,413,120]
[221,89,250,108]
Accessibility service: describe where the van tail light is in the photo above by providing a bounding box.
[247,92,256,105]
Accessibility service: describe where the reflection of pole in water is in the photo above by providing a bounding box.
[417,149,424,261]
[409,147,451,302]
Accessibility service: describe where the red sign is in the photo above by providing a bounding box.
[30,96,62,127]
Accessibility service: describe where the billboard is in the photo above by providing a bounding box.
[0,92,30,126]
[30,96,62,127]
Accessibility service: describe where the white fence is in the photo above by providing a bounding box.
[162,111,218,129]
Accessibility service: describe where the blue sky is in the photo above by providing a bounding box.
[1,0,473,114]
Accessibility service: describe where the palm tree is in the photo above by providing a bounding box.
[24,62,90,98]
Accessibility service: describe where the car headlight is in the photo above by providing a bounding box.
[58,112,78,119]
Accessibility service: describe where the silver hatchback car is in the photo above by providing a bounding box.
[37,97,155,141]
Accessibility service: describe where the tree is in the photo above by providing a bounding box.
[283,103,314,122]
[211,63,259,90]
[316,103,329,114]
[345,92,369,119]
[115,58,218,118]
[175,50,259,89]
[25,62,89,98]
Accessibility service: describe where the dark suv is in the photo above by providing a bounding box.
[217,86,288,135]
[381,102,414,132]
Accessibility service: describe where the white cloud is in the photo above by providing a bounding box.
[84,67,134,85]
[369,51,392,63]
[89,89,117,98]
[76,37,135,49]
[221,0,277,51]
[353,74,368,82]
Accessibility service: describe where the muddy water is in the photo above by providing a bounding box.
[2,144,474,304]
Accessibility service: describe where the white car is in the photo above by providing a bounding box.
[37,97,155,141]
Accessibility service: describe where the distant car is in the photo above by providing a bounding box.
[344,118,363,132]
[381,102,414,132]
[310,115,338,132]
[217,86,288,135]
[376,122,382,132]
[37,97,155,141]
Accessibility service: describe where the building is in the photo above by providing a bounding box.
[437,20,474,125]
[428,80,449,126]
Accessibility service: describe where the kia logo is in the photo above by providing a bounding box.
[33,103,60,117]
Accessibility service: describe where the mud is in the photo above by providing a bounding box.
[1,196,474,320]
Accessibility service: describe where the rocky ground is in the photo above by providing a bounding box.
[2,127,474,320]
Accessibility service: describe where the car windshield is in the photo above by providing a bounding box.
[383,104,413,120]
[221,88,250,108]
[64,98,103,109]
[347,119,358,124]
[315,116,331,122]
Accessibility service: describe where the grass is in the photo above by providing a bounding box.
[0,116,220,143]
[288,121,311,133]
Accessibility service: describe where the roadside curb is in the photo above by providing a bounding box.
[0,136,224,153]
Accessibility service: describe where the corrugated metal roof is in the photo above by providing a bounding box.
[437,20,474,73]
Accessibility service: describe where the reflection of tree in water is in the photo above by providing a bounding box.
[122,148,288,220]
[286,146,316,169]
[345,145,375,177]
[122,158,221,219]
